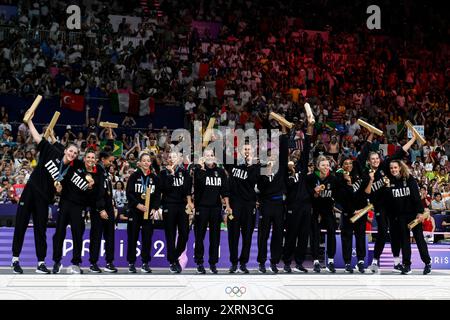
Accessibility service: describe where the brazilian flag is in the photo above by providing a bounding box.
[100,140,123,157]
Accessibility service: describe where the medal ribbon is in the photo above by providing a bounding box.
[56,160,70,182]
[142,172,150,194]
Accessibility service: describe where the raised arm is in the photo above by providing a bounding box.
[278,125,289,172]
[27,119,43,145]
[356,132,374,167]
[384,135,416,169]
[401,135,417,154]
[125,144,137,158]
[99,128,106,140]
[297,123,313,175]
[85,105,90,127]
[105,128,115,150]
[96,105,103,125]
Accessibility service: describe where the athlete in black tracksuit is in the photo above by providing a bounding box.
[126,157,161,273]
[160,155,193,273]
[88,150,117,273]
[225,147,260,274]
[385,161,431,275]
[358,133,416,272]
[306,160,340,273]
[193,155,231,274]
[11,119,78,274]
[52,152,100,274]
[337,159,373,274]
[256,132,288,274]
[282,130,313,273]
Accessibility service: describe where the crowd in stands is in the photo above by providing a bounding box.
[0,0,448,237]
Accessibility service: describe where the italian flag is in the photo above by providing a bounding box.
[110,89,154,116]
[378,144,398,157]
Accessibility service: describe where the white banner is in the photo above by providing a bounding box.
[407,125,424,139]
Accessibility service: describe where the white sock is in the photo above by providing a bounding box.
[12,257,19,263]
[313,260,319,265]
[372,258,378,265]
[328,258,334,263]
[394,257,400,265]
[38,261,44,266]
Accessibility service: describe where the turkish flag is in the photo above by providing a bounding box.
[61,91,84,112]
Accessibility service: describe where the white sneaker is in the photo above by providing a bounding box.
[368,263,379,274]
[69,264,83,274]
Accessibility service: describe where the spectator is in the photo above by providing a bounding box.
[0,177,12,204]
[24,150,37,168]
[158,127,169,148]
[11,175,26,203]
[113,181,127,210]
[74,132,85,149]
[420,186,432,209]
[122,116,136,128]
[431,193,446,212]
[85,105,103,135]
[422,214,435,243]
[0,116,12,133]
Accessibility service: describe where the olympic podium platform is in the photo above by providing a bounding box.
[0,267,450,300]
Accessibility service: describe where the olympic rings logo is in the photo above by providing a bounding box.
[225,286,246,297]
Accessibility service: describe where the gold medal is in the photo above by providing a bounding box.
[319,184,326,191]
[54,181,61,188]
[85,174,94,189]
[141,194,146,200]
[226,208,234,220]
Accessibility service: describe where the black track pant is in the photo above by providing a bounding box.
[227,200,256,265]
[127,210,154,264]
[387,213,402,260]
[53,199,85,264]
[373,210,387,260]
[311,208,336,260]
[282,204,311,265]
[257,201,284,265]
[163,204,190,264]
[12,186,49,261]
[341,212,367,264]
[390,214,431,266]
[89,209,115,264]
[194,206,222,265]
[373,211,401,260]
